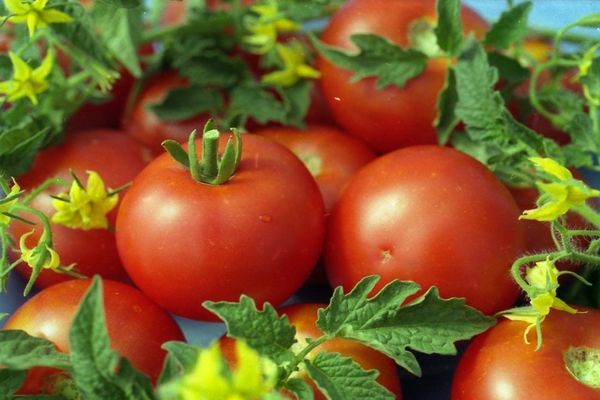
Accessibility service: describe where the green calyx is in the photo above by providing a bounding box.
[564,346,600,389]
[162,121,243,185]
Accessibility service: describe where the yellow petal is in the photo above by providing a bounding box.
[552,297,578,314]
[32,51,54,81]
[520,199,571,221]
[3,0,28,14]
[44,246,61,270]
[530,157,573,180]
[9,52,33,81]
[32,0,49,10]
[26,11,41,37]
[296,64,321,80]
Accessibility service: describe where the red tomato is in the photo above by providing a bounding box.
[3,278,186,393]
[452,308,600,399]
[9,130,150,288]
[122,72,211,155]
[325,145,524,315]
[317,0,488,153]
[115,133,325,320]
[220,303,402,399]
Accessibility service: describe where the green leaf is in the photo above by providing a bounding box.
[581,57,600,102]
[318,277,495,377]
[0,127,47,178]
[68,276,155,399]
[0,330,70,370]
[487,51,529,85]
[96,0,142,8]
[90,3,144,77]
[203,296,297,366]
[0,369,27,396]
[149,86,223,122]
[158,341,201,385]
[484,2,533,49]
[436,68,459,145]
[434,0,463,56]
[228,83,288,126]
[284,378,314,400]
[277,80,312,128]
[176,52,249,88]
[313,33,428,89]
[304,352,394,400]
[573,13,600,28]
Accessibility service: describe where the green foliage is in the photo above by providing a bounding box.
[484,1,533,49]
[435,0,463,56]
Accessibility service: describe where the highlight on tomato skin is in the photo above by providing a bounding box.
[451,307,600,400]
[3,278,186,394]
[317,0,489,154]
[8,129,150,289]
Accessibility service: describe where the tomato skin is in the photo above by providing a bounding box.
[3,278,186,393]
[325,145,524,315]
[122,72,211,155]
[116,133,325,321]
[317,0,488,153]
[452,308,600,400]
[9,130,150,288]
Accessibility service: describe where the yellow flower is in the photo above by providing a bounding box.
[0,52,53,104]
[243,0,300,54]
[520,157,600,222]
[502,259,577,348]
[3,0,73,37]
[0,179,21,226]
[177,341,278,400]
[19,230,61,271]
[262,42,321,87]
[51,171,118,230]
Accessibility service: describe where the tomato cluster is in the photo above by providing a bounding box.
[2,0,597,399]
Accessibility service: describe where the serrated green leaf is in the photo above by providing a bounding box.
[284,378,314,400]
[176,53,249,88]
[318,277,495,377]
[0,330,70,370]
[90,3,143,77]
[0,369,27,397]
[149,86,223,122]
[228,84,288,125]
[436,68,459,145]
[277,80,312,128]
[203,296,297,367]
[435,0,463,56]
[313,33,427,89]
[487,51,529,84]
[158,341,201,385]
[304,352,393,400]
[484,2,532,49]
[68,276,155,400]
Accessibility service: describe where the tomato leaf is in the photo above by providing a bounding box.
[484,1,533,49]
[317,276,495,377]
[487,51,529,85]
[581,57,600,102]
[158,341,202,385]
[227,83,288,126]
[96,0,142,8]
[313,33,428,89]
[276,80,312,128]
[68,276,155,399]
[304,352,394,400]
[436,68,459,145]
[435,0,463,56]
[0,369,28,396]
[284,378,315,400]
[0,330,71,370]
[203,296,297,367]
[149,86,224,122]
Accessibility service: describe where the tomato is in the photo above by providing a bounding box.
[122,72,211,156]
[115,133,325,321]
[9,130,150,288]
[256,125,375,214]
[452,308,600,399]
[325,145,524,315]
[317,0,488,153]
[3,278,186,393]
[219,303,402,399]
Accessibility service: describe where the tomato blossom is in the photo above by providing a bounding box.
[51,171,118,230]
[243,0,300,54]
[0,52,54,104]
[0,179,21,226]
[502,258,577,349]
[2,0,73,37]
[173,341,279,400]
[19,230,61,271]
[262,42,321,87]
[520,157,600,222]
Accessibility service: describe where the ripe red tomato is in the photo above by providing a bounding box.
[452,308,600,399]
[325,145,524,315]
[115,133,325,320]
[3,278,186,393]
[256,125,375,213]
[317,0,488,153]
[9,130,150,288]
[122,72,211,155]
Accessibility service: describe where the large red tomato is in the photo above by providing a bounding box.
[3,278,186,393]
[9,130,150,288]
[317,0,488,153]
[115,132,325,320]
[452,308,600,399]
[325,145,524,315]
